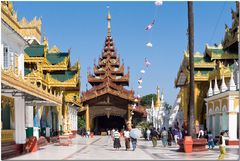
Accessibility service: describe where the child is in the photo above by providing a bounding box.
[207,131,214,149]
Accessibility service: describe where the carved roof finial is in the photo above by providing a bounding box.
[107,6,111,36]
[43,36,48,57]
[155,86,161,108]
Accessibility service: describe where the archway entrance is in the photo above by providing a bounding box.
[93,115,126,135]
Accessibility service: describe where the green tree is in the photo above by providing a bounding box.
[78,115,86,129]
[136,121,150,129]
[164,102,172,114]
[140,94,156,107]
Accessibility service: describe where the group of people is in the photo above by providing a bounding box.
[79,128,90,138]
[198,129,228,160]
[144,126,184,147]
[109,128,137,151]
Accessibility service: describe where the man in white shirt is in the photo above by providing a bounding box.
[146,129,151,141]
[124,129,130,151]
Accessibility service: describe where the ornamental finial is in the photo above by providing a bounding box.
[107,6,111,36]
[155,86,161,108]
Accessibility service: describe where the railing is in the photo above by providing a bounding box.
[2,130,15,142]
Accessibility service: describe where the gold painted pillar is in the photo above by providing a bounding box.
[194,82,200,127]
[63,103,69,134]
[86,105,90,131]
[57,105,62,132]
[127,105,132,130]
[128,105,131,121]
[182,85,188,123]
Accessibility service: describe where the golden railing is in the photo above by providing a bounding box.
[1,130,15,142]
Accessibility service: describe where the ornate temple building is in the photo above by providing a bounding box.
[80,9,144,134]
[204,3,239,144]
[24,37,81,138]
[1,1,60,159]
[174,2,239,144]
[146,86,170,130]
[1,1,80,159]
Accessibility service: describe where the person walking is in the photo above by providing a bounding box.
[151,128,158,147]
[113,129,121,150]
[218,132,226,160]
[111,128,115,141]
[161,127,168,147]
[123,129,130,151]
[167,128,173,146]
[173,128,179,145]
[207,131,214,149]
[146,128,151,141]
[131,137,137,151]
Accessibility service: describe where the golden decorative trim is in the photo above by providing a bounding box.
[46,72,78,88]
[1,95,15,123]
[227,112,238,115]
[1,2,41,42]
[65,91,81,107]
[2,67,62,106]
[49,45,60,53]
[208,63,232,80]
[42,55,70,71]
[24,54,44,63]
[1,130,15,142]
[1,95,14,108]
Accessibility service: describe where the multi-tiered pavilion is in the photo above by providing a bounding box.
[80,9,145,134]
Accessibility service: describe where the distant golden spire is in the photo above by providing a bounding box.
[155,86,161,108]
[107,6,111,36]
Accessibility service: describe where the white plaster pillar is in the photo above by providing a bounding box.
[212,114,216,137]
[25,106,33,128]
[18,52,24,78]
[73,109,76,131]
[219,100,222,131]
[228,96,238,140]
[228,112,238,140]
[14,97,26,144]
[76,108,78,131]
[205,103,209,130]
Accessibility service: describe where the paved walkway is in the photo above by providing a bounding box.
[9,135,240,160]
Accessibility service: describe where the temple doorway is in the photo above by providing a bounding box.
[93,115,126,135]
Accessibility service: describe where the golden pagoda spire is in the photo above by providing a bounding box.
[155,86,161,108]
[107,6,111,36]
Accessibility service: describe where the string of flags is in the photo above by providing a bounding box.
[136,58,151,98]
[145,0,163,48]
[134,1,162,105]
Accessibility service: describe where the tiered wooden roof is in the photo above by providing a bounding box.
[88,36,130,86]
[82,9,135,103]
[24,37,80,106]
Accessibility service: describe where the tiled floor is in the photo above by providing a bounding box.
[8,135,240,160]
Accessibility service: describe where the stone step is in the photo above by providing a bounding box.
[1,141,21,160]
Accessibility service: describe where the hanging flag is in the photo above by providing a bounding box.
[145,20,155,30]
[144,58,151,67]
[140,69,145,74]
[138,78,143,85]
[155,0,163,6]
[146,42,153,48]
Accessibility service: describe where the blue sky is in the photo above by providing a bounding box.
[13,1,236,105]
